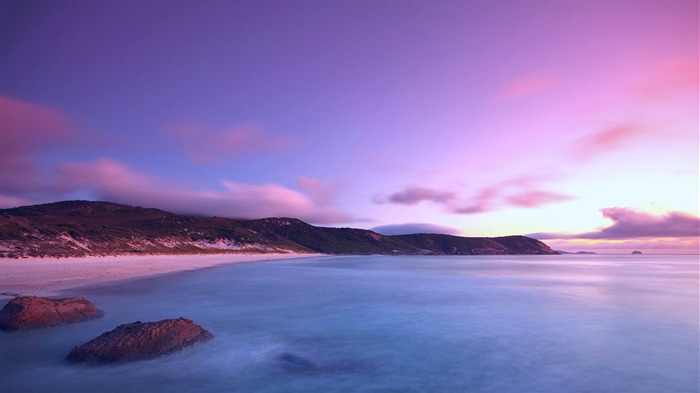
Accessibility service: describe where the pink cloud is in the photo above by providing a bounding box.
[506,190,574,208]
[382,174,573,214]
[452,186,499,214]
[52,158,351,224]
[454,173,572,213]
[498,72,558,100]
[594,208,700,239]
[54,158,155,197]
[165,124,289,164]
[572,124,649,161]
[385,186,456,205]
[0,95,78,194]
[454,185,572,214]
[0,194,34,209]
[633,59,700,101]
[0,95,75,153]
[529,208,700,240]
[296,177,344,206]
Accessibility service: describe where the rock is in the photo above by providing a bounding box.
[277,352,317,372]
[0,296,103,331]
[275,352,375,374]
[66,318,213,362]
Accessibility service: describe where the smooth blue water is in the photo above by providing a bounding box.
[1,255,698,392]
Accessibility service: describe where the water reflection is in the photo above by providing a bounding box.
[1,255,698,393]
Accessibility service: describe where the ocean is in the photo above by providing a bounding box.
[1,254,698,392]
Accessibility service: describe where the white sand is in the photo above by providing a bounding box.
[0,253,321,299]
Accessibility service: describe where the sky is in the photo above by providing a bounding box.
[1,0,698,254]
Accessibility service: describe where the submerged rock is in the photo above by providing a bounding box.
[0,296,103,331]
[277,352,317,372]
[275,352,375,374]
[66,318,213,362]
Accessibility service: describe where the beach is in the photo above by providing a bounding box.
[0,253,321,299]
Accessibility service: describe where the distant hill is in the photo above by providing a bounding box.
[555,250,597,255]
[0,201,558,257]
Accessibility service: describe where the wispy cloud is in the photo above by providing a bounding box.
[0,195,34,209]
[453,184,573,214]
[506,190,574,208]
[164,124,289,164]
[572,123,651,162]
[497,72,558,100]
[371,223,461,236]
[632,58,700,101]
[451,186,499,214]
[49,158,352,224]
[529,208,700,240]
[0,95,77,194]
[384,186,457,205]
[379,174,573,215]
[0,95,75,151]
[0,95,347,222]
[296,177,344,206]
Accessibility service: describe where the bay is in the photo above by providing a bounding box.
[1,255,698,392]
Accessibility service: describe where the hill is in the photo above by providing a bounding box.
[0,201,558,257]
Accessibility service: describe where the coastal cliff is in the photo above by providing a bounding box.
[0,201,557,257]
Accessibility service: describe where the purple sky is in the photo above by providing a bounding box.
[2,0,698,253]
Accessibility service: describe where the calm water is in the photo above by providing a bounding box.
[1,255,698,392]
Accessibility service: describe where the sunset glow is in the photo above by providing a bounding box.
[1,0,698,253]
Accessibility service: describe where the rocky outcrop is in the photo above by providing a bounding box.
[66,318,213,362]
[0,296,103,331]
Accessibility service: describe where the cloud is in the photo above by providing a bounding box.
[633,59,700,101]
[0,96,346,223]
[0,95,75,153]
[385,186,457,205]
[453,186,572,214]
[506,190,574,208]
[498,72,558,100]
[381,173,572,215]
[529,208,700,240]
[451,186,499,214]
[0,195,34,209]
[50,158,352,224]
[371,223,461,236]
[296,177,343,206]
[572,124,650,162]
[164,124,289,164]
[0,95,77,193]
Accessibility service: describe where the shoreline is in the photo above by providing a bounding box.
[0,253,322,300]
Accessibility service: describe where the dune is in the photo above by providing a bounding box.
[0,253,320,299]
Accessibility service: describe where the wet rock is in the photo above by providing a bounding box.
[277,352,317,372]
[0,296,103,331]
[275,352,376,374]
[66,318,212,362]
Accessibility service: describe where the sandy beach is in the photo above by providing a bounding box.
[0,253,321,299]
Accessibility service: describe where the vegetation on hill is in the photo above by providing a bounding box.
[0,201,558,257]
